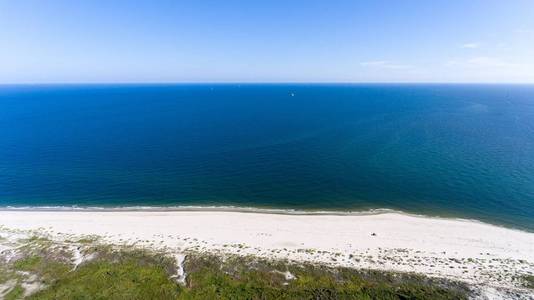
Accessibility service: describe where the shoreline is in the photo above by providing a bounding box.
[0,205,531,233]
[1,209,533,296]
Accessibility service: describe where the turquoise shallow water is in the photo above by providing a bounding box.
[0,84,533,230]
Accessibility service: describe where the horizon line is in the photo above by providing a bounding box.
[1,81,534,86]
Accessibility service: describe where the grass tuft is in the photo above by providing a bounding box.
[4,284,24,300]
[523,275,534,289]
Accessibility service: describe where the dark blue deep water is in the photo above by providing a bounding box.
[1,84,533,230]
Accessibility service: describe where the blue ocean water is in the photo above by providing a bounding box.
[0,84,533,230]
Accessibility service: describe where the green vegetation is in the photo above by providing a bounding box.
[181,255,469,300]
[76,237,97,244]
[25,236,50,243]
[0,266,11,284]
[523,275,534,289]
[5,284,24,300]
[13,256,42,270]
[1,240,470,300]
[31,260,181,299]
[13,255,70,285]
[27,252,469,299]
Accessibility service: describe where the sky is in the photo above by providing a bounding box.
[1,0,534,83]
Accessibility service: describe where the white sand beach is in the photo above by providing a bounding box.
[1,210,533,296]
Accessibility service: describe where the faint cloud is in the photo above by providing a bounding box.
[461,42,480,49]
[466,57,519,68]
[444,57,521,69]
[360,61,413,70]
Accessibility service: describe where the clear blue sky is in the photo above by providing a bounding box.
[1,0,533,83]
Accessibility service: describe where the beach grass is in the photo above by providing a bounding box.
[4,284,24,300]
[31,259,182,299]
[0,239,471,300]
[182,254,469,300]
[523,275,534,289]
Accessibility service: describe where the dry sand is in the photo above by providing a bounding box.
[1,210,533,296]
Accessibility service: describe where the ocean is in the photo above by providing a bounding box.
[1,84,533,230]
